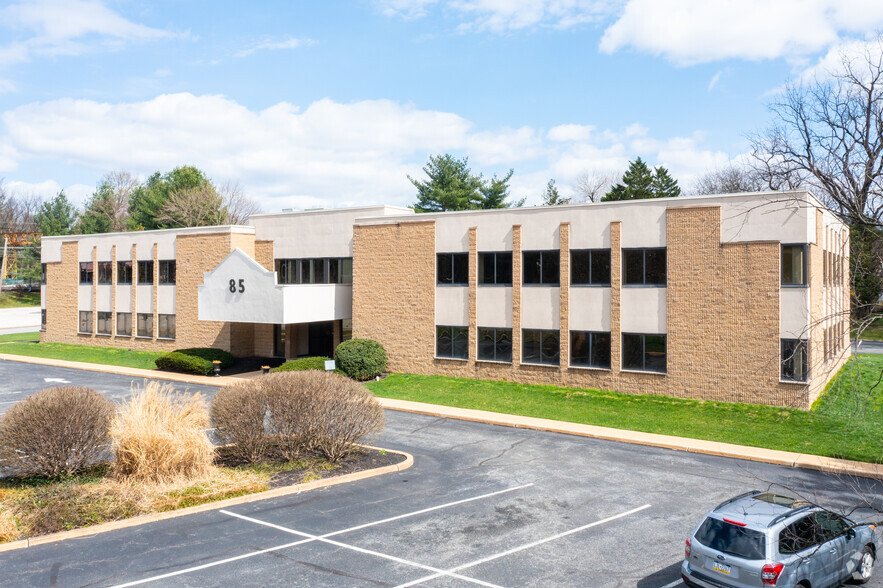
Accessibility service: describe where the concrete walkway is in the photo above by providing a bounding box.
[0,306,40,334]
[0,353,880,480]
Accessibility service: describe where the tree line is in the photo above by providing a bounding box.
[0,166,262,238]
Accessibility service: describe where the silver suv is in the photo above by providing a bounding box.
[682,491,877,588]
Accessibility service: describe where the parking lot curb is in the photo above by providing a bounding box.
[0,447,413,553]
[375,397,883,480]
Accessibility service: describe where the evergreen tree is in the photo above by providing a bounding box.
[410,154,523,212]
[602,158,680,201]
[541,179,570,205]
[78,182,120,234]
[35,191,77,236]
[128,166,212,230]
[652,166,681,198]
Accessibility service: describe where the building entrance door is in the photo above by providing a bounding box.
[308,321,334,358]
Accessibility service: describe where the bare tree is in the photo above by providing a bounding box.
[0,181,40,233]
[691,164,768,195]
[750,37,883,226]
[219,181,262,224]
[571,169,617,203]
[155,184,227,228]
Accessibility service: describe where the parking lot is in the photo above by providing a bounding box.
[0,360,880,587]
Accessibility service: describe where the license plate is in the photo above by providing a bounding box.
[712,561,731,575]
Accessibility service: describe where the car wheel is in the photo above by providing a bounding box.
[853,546,875,584]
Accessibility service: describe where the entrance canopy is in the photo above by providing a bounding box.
[197,249,352,324]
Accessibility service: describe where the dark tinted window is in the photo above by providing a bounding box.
[97,262,113,284]
[479,252,512,285]
[523,251,559,285]
[781,339,807,381]
[117,261,132,284]
[523,329,559,365]
[571,331,611,369]
[437,326,468,359]
[314,258,326,284]
[623,248,666,286]
[159,260,176,284]
[695,517,766,560]
[571,250,611,286]
[779,515,822,554]
[623,333,666,373]
[79,262,93,284]
[438,253,468,285]
[137,260,153,284]
[782,244,806,286]
[478,327,512,362]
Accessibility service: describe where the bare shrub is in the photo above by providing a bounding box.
[211,382,270,463]
[0,387,115,478]
[210,371,385,464]
[110,382,214,482]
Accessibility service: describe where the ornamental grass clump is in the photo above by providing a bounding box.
[110,382,214,482]
[0,386,115,478]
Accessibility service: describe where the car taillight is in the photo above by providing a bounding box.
[761,563,784,585]
[685,538,691,558]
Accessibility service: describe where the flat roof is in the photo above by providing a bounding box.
[40,224,255,242]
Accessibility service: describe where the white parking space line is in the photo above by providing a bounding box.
[224,511,504,588]
[108,483,532,587]
[658,580,683,588]
[394,504,653,587]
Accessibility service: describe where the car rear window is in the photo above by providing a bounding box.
[695,517,766,560]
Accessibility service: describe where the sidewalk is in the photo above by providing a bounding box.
[0,353,880,480]
[0,306,40,335]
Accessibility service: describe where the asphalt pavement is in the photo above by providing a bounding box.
[0,360,880,588]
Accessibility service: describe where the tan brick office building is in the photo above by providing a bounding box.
[41,191,849,408]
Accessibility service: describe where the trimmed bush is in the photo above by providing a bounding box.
[155,352,213,375]
[175,348,235,369]
[110,382,214,482]
[0,387,115,478]
[271,356,331,373]
[210,371,385,463]
[335,338,387,381]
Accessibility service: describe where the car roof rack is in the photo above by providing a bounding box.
[713,490,762,512]
[767,505,815,528]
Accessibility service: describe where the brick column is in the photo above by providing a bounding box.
[559,222,570,372]
[152,243,159,341]
[468,227,478,365]
[512,225,522,368]
[610,221,621,373]
[91,246,98,338]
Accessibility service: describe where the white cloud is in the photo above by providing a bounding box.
[797,37,883,84]
[0,0,178,66]
[707,70,723,91]
[234,37,316,58]
[378,0,617,32]
[599,0,883,66]
[1,92,731,209]
[2,179,92,205]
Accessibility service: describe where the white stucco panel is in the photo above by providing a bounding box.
[78,285,92,310]
[157,285,176,315]
[521,287,560,329]
[136,285,153,313]
[780,288,811,338]
[116,286,132,312]
[476,287,512,328]
[569,287,611,332]
[436,287,469,326]
[620,287,666,334]
[96,285,112,311]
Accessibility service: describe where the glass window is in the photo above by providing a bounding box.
[314,258,327,284]
[478,252,512,285]
[437,253,468,285]
[523,251,559,285]
[137,313,153,337]
[477,327,512,362]
[436,325,468,359]
[570,331,611,369]
[79,262,93,284]
[97,311,112,335]
[779,515,822,554]
[158,314,175,339]
[137,260,153,284]
[41,263,47,285]
[117,261,133,284]
[622,333,667,372]
[159,260,176,284]
[623,248,666,286]
[117,312,132,336]
[97,262,113,284]
[571,250,611,286]
[78,311,92,333]
[522,329,559,365]
[782,244,807,286]
[328,258,339,283]
[781,339,808,381]
[40,309,46,331]
[696,517,766,560]
[340,258,353,284]
[340,318,353,342]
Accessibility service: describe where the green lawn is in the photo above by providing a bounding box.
[0,339,163,370]
[853,317,883,341]
[0,331,39,343]
[0,291,40,309]
[366,356,883,464]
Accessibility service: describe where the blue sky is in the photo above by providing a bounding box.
[0,0,881,211]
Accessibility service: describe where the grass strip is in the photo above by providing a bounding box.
[366,356,883,464]
[0,292,39,309]
[0,340,163,370]
[0,331,39,343]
